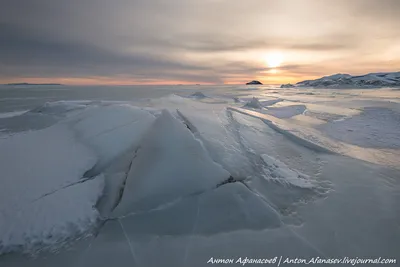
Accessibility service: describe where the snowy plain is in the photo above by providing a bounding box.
[0,84,399,266]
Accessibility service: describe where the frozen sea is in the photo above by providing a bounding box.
[0,84,399,266]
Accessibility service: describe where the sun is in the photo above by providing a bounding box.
[265,52,283,68]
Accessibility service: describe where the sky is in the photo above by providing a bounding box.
[0,0,399,85]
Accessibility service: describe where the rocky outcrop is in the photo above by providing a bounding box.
[246,80,263,85]
[280,83,295,88]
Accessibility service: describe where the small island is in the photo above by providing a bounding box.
[280,83,295,88]
[246,80,263,85]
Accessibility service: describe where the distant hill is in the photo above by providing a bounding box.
[284,72,400,88]
[246,80,263,85]
[5,83,63,86]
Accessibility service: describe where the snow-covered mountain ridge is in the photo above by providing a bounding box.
[287,72,400,88]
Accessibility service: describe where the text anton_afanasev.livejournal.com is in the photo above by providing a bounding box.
[206,256,397,266]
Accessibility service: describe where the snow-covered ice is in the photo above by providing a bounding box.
[70,104,155,170]
[243,97,263,109]
[318,107,400,149]
[0,124,102,254]
[0,85,399,267]
[111,110,230,215]
[0,110,28,119]
[188,92,207,99]
[260,154,315,189]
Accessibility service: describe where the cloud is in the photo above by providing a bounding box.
[0,0,399,84]
[0,23,223,82]
[134,33,357,54]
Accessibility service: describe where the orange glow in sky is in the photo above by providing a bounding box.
[1,0,399,85]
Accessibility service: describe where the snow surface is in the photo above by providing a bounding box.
[243,97,263,109]
[263,105,307,118]
[0,103,154,254]
[0,110,28,119]
[70,104,155,170]
[318,107,400,149]
[0,85,399,266]
[189,92,207,99]
[260,154,315,189]
[0,124,103,254]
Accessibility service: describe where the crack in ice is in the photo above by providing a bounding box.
[118,219,138,266]
[182,196,201,267]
